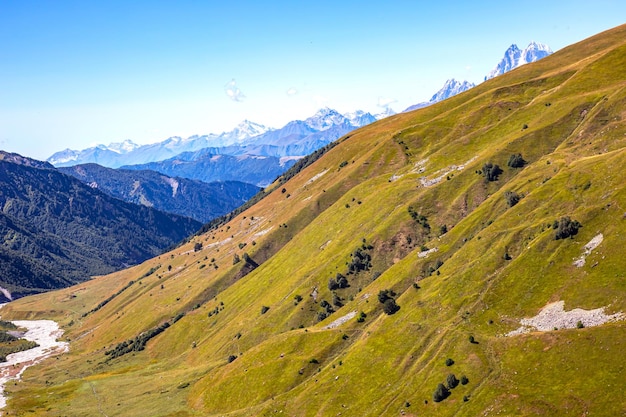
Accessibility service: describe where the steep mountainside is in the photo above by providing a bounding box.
[59,164,259,222]
[3,25,626,417]
[0,153,201,300]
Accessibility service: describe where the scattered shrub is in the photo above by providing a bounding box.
[433,383,450,402]
[408,206,430,230]
[232,254,241,265]
[427,259,444,276]
[328,273,349,290]
[347,248,372,274]
[446,373,459,389]
[378,289,396,304]
[357,311,367,323]
[460,375,469,385]
[227,355,238,363]
[553,216,582,240]
[507,153,526,168]
[332,293,343,307]
[482,163,502,181]
[504,190,520,207]
[445,358,454,366]
[328,277,339,291]
[320,300,335,315]
[194,242,202,252]
[105,321,171,360]
[261,305,270,315]
[382,298,400,315]
[82,280,135,317]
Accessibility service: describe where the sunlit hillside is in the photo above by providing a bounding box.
[2,23,626,417]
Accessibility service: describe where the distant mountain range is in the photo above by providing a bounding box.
[404,41,553,111]
[0,151,201,300]
[46,42,553,194]
[59,164,260,222]
[47,108,391,169]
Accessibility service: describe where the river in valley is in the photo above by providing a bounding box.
[0,319,68,411]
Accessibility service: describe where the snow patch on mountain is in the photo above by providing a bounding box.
[163,177,179,197]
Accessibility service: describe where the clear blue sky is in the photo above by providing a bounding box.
[1,1,624,160]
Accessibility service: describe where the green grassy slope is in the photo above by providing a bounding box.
[2,24,626,416]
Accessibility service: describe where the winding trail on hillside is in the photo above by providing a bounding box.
[0,318,68,412]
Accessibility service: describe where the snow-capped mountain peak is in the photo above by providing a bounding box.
[47,149,79,166]
[520,41,553,64]
[429,79,476,103]
[107,139,140,154]
[485,41,553,81]
[228,120,272,141]
[304,107,347,131]
[344,110,377,127]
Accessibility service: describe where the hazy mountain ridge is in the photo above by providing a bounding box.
[47,109,391,168]
[59,164,260,222]
[121,152,297,187]
[113,108,388,185]
[0,153,201,300]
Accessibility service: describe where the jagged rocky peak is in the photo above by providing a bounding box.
[485,41,553,80]
[304,107,348,131]
[429,79,476,103]
[227,120,272,140]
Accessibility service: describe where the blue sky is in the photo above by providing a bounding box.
[1,1,625,160]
